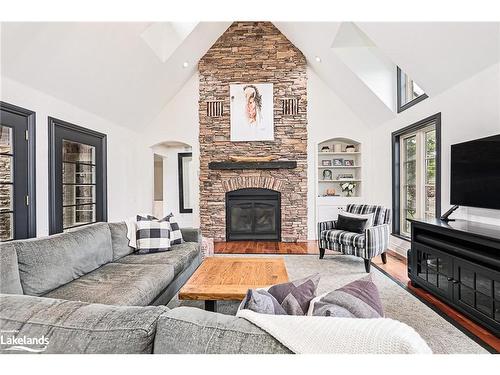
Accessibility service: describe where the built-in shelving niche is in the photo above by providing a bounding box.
[317,137,362,198]
[315,137,363,226]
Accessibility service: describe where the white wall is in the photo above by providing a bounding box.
[1,77,153,237]
[307,68,373,239]
[144,73,200,227]
[369,63,500,255]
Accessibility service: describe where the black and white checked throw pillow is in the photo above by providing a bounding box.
[135,215,171,254]
[159,213,184,245]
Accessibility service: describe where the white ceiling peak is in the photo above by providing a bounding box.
[140,22,198,63]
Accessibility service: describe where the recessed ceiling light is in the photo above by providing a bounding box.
[182,61,189,68]
[315,56,322,63]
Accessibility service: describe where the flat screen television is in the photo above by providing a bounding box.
[450,134,500,210]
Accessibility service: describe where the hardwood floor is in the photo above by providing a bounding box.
[214,240,500,352]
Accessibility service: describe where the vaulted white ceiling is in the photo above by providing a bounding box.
[356,22,500,97]
[1,22,499,131]
[275,22,500,127]
[0,22,231,129]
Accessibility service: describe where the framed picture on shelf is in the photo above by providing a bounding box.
[321,159,332,166]
[322,169,333,180]
[332,158,343,166]
[337,173,354,180]
[344,159,354,167]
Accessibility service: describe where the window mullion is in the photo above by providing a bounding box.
[400,141,405,233]
[416,130,424,220]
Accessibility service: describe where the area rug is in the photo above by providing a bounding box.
[167,254,490,354]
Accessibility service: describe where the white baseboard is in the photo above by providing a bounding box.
[389,235,410,258]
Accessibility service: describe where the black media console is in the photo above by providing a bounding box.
[408,218,500,336]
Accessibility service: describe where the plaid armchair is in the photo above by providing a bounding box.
[318,204,392,273]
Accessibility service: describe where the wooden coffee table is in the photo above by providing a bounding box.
[178,257,289,312]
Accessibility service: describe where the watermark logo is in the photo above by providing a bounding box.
[1,330,49,353]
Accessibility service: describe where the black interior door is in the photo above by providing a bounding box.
[0,102,36,241]
[49,117,107,234]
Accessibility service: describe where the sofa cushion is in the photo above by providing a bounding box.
[0,294,168,354]
[108,222,135,260]
[154,306,291,354]
[43,263,174,306]
[14,223,113,296]
[115,242,199,277]
[0,242,23,294]
[320,229,366,248]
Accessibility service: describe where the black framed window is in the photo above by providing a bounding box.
[0,102,36,241]
[397,67,428,113]
[49,117,107,234]
[392,113,441,239]
[178,152,193,213]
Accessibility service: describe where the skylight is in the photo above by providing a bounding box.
[397,67,428,112]
[332,22,397,112]
[140,22,198,63]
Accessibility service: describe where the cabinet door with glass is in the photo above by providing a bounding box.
[412,243,453,299]
[49,118,107,234]
[453,258,500,331]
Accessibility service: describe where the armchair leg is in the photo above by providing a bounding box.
[381,252,387,264]
[364,259,371,273]
[319,248,325,259]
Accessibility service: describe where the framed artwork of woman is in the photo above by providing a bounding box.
[230,83,274,141]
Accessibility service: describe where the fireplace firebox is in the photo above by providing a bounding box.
[226,188,281,241]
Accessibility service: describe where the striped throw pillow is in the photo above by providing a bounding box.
[308,275,384,318]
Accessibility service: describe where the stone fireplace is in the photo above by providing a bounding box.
[199,22,308,242]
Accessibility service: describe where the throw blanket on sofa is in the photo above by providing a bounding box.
[236,309,432,354]
[125,217,138,248]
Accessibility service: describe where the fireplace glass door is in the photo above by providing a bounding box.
[226,188,280,241]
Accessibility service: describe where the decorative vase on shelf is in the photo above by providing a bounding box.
[345,145,356,153]
[333,143,342,152]
[341,182,356,197]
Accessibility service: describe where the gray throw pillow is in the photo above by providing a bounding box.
[240,274,320,315]
[308,275,384,318]
[240,289,287,315]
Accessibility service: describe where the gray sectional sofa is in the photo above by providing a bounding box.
[0,222,289,354]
